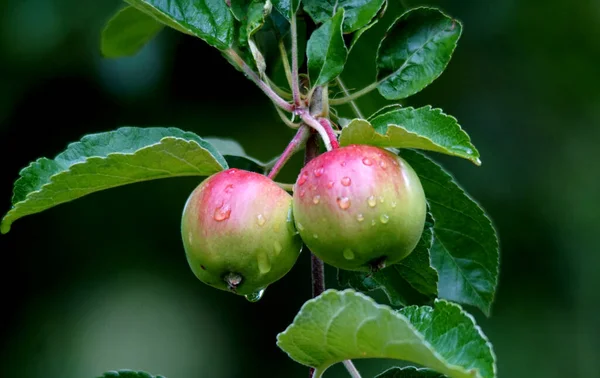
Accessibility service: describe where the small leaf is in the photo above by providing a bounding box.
[101,6,164,58]
[303,0,386,33]
[125,0,234,49]
[271,0,300,20]
[277,289,496,378]
[230,0,252,21]
[338,212,438,305]
[376,367,446,378]
[340,106,481,165]
[307,9,348,87]
[204,137,267,172]
[98,370,166,378]
[401,150,499,316]
[376,7,462,100]
[1,128,227,234]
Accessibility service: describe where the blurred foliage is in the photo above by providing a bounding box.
[0,0,599,377]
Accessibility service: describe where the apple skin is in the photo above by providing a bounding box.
[292,145,426,271]
[181,169,302,296]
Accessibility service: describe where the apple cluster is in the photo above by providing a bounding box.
[181,145,426,299]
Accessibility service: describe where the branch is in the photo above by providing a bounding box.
[225,49,294,112]
[267,126,310,180]
[290,12,302,106]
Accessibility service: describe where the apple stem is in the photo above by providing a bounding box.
[267,126,310,180]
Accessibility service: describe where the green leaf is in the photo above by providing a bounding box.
[307,9,348,87]
[101,6,164,58]
[376,7,462,100]
[125,0,234,49]
[340,106,481,165]
[230,0,252,21]
[376,367,446,378]
[99,370,165,378]
[401,150,499,316]
[203,137,267,172]
[303,0,386,33]
[1,128,227,234]
[338,212,438,305]
[271,0,300,20]
[277,289,496,378]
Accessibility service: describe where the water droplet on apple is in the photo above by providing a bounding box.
[337,197,351,210]
[245,288,265,302]
[273,241,282,255]
[367,196,377,208]
[341,177,352,186]
[356,213,365,222]
[362,158,372,166]
[343,248,355,260]
[380,214,390,224]
[314,167,324,177]
[256,214,266,226]
[313,195,321,204]
[257,252,271,274]
[214,204,231,221]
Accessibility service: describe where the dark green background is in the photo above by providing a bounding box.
[1,0,598,377]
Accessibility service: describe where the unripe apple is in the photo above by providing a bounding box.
[292,145,426,271]
[181,169,302,297]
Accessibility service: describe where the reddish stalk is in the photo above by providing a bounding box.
[267,126,310,180]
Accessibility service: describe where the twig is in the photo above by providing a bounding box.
[267,126,310,180]
[290,12,302,106]
[225,49,294,112]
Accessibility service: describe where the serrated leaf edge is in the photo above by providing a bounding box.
[375,6,463,100]
[276,289,489,378]
[372,105,481,165]
[0,137,226,234]
[408,150,499,315]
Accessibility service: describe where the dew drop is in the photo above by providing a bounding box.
[391,201,397,208]
[314,167,324,177]
[337,197,351,210]
[300,190,306,198]
[188,231,193,244]
[367,196,377,208]
[298,172,308,186]
[297,223,305,231]
[327,181,335,189]
[273,241,282,255]
[313,234,319,239]
[356,213,365,222]
[341,161,347,167]
[371,220,376,226]
[228,169,237,175]
[257,252,272,274]
[379,196,385,204]
[341,177,352,186]
[362,157,373,166]
[379,160,387,169]
[245,288,265,302]
[380,214,390,224]
[213,204,231,221]
[256,214,266,226]
[224,184,234,194]
[343,248,355,260]
[313,195,321,204]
